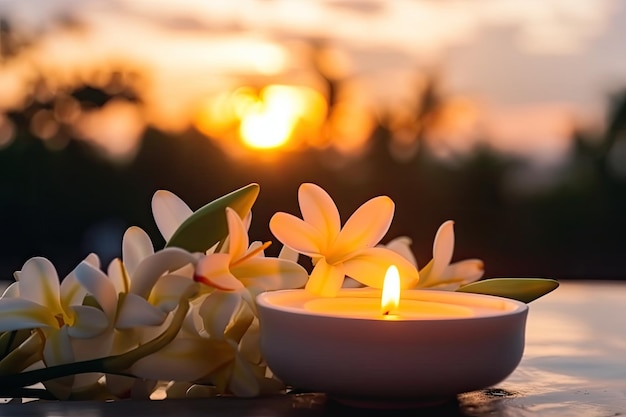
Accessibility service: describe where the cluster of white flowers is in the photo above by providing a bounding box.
[0,183,483,400]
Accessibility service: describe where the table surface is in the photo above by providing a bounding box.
[1,280,625,416]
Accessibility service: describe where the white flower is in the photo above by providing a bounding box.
[0,256,108,342]
[270,183,419,296]
[194,207,308,296]
[74,226,198,331]
[413,221,484,290]
[71,226,198,397]
[0,255,110,397]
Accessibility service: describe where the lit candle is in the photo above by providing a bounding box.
[256,266,529,406]
[299,266,503,319]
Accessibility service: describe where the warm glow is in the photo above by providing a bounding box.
[240,92,296,149]
[194,84,327,153]
[240,85,323,150]
[381,266,401,315]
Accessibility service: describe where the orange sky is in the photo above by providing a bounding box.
[0,0,625,163]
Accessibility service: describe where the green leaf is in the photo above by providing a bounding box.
[456,278,559,303]
[165,183,260,253]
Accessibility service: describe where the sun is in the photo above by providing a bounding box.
[240,85,324,150]
[193,84,327,152]
[239,86,300,149]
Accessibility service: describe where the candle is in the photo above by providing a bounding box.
[269,286,518,320]
[256,266,528,407]
[303,266,480,319]
[269,266,518,320]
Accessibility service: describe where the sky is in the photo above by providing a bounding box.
[1,0,625,163]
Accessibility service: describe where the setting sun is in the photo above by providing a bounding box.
[240,86,300,149]
[240,85,326,150]
[194,84,327,152]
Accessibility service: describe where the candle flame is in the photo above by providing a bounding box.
[381,265,400,315]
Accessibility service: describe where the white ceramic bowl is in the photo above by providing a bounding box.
[256,289,528,406]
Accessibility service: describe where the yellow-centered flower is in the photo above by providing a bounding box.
[269,183,419,296]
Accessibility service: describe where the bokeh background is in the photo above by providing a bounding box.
[1,0,626,282]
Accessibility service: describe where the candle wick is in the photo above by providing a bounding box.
[382,310,390,316]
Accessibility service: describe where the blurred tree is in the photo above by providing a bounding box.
[1,15,626,282]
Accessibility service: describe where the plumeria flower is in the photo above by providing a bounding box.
[128,306,233,386]
[0,255,108,343]
[131,290,276,397]
[194,207,308,297]
[74,226,198,332]
[176,205,306,395]
[414,221,484,290]
[72,226,198,397]
[129,290,245,385]
[0,255,110,397]
[197,295,281,397]
[152,190,306,295]
[270,183,419,296]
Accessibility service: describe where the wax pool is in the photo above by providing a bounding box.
[264,288,519,321]
[304,297,475,319]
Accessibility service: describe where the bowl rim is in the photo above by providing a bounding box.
[256,288,528,322]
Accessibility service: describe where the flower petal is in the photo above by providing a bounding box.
[1,282,19,298]
[269,213,323,257]
[298,183,341,250]
[74,261,118,319]
[123,226,155,277]
[151,189,193,241]
[131,338,232,382]
[225,303,254,344]
[226,207,249,261]
[72,330,114,362]
[195,254,244,291]
[417,259,435,286]
[149,274,196,312]
[43,326,74,366]
[199,291,242,339]
[228,354,261,398]
[438,259,485,288]
[130,248,197,298]
[331,196,394,262]
[116,293,167,328]
[429,220,455,282]
[343,247,419,289]
[278,245,299,263]
[107,258,130,294]
[305,259,345,297]
[231,257,308,292]
[238,318,260,364]
[42,326,75,400]
[60,254,98,309]
[383,236,417,267]
[0,298,58,330]
[248,241,266,256]
[18,257,62,314]
[69,330,114,390]
[67,305,109,338]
